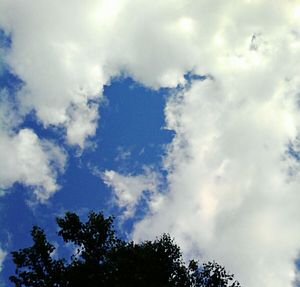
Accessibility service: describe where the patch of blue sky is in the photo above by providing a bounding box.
[88,77,174,172]
[287,139,300,161]
[48,77,175,228]
[0,69,23,96]
[0,30,13,84]
[0,30,11,50]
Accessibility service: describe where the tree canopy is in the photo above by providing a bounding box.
[10,211,240,287]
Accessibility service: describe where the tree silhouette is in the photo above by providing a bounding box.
[10,211,240,287]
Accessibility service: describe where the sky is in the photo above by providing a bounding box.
[1,1,300,286]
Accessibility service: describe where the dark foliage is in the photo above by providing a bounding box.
[10,211,240,287]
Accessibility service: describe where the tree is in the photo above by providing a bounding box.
[10,211,240,287]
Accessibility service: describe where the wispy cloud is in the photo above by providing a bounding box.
[102,167,160,220]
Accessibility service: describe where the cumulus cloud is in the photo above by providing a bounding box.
[0,89,66,201]
[102,168,160,220]
[130,2,300,286]
[133,79,300,286]
[0,128,66,202]
[1,0,300,286]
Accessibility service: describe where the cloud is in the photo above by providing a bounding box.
[102,168,160,220]
[0,0,300,286]
[0,128,66,202]
[133,78,300,286]
[0,88,66,202]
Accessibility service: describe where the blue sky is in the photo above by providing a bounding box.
[1,2,300,286]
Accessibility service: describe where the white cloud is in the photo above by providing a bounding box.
[0,128,66,202]
[0,88,66,201]
[133,79,300,286]
[0,0,300,286]
[102,168,160,220]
